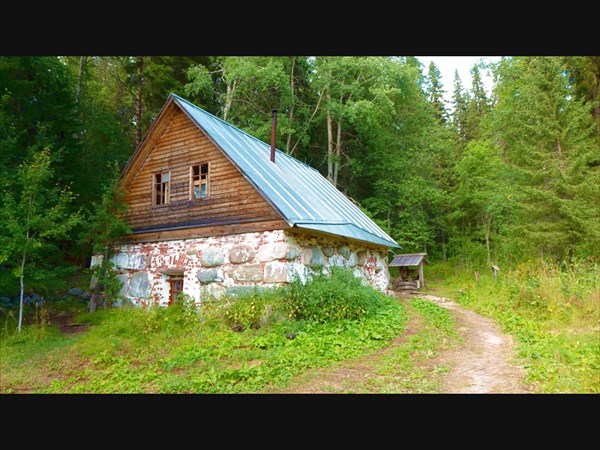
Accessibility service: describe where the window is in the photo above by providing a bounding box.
[153,171,170,205]
[190,163,209,199]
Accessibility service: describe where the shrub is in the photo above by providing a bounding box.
[283,266,388,323]
[173,293,200,326]
[212,288,286,332]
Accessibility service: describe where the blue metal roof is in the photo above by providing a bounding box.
[171,94,399,248]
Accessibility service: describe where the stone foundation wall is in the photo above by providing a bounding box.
[99,229,391,306]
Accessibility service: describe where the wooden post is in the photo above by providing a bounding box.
[492,265,500,282]
[475,271,480,284]
[419,261,425,288]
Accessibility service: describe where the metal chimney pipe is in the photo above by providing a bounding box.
[270,109,277,163]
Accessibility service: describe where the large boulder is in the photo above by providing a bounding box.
[321,247,335,257]
[329,254,346,267]
[287,262,307,284]
[201,248,224,267]
[264,262,288,283]
[110,253,148,271]
[230,264,263,282]
[69,287,84,296]
[346,252,357,267]
[228,244,256,264]
[116,274,129,296]
[257,243,288,262]
[197,268,223,284]
[309,247,326,269]
[129,272,151,298]
[356,251,368,266]
[338,246,351,259]
[286,245,302,260]
[200,284,225,301]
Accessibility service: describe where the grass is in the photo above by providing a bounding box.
[425,258,600,393]
[263,296,459,393]
[357,297,459,393]
[1,269,412,394]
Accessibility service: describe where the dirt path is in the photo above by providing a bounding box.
[267,293,531,394]
[416,294,531,393]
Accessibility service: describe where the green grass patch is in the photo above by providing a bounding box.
[1,268,410,394]
[426,259,600,393]
[364,298,459,393]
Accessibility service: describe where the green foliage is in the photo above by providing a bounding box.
[425,61,448,123]
[0,148,82,332]
[77,164,130,311]
[489,56,600,260]
[0,279,407,393]
[79,162,131,254]
[87,259,123,309]
[214,288,285,331]
[283,267,390,322]
[411,298,457,336]
[173,293,201,327]
[449,139,518,264]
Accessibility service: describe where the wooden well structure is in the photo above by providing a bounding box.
[390,253,428,291]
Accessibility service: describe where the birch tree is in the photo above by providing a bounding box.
[0,149,81,333]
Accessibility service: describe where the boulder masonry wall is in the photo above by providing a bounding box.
[97,229,391,306]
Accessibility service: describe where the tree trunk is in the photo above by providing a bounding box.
[326,112,333,182]
[286,57,295,154]
[88,284,99,313]
[556,137,565,171]
[76,56,87,105]
[18,269,24,334]
[483,213,492,265]
[134,56,144,148]
[594,64,600,133]
[18,249,27,333]
[485,231,491,266]
[223,77,237,121]
[333,120,342,187]
[101,57,108,84]
[89,246,110,313]
[18,195,33,334]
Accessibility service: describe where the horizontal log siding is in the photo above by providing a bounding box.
[124,108,283,234]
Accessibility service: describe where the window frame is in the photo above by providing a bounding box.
[152,170,171,206]
[189,162,210,200]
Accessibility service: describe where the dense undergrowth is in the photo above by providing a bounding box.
[426,258,599,393]
[0,268,407,393]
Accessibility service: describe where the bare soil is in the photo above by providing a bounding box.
[50,311,91,334]
[416,294,531,393]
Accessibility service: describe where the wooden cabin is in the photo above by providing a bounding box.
[99,94,399,306]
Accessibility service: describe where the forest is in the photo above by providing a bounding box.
[1,56,599,397]
[1,56,598,296]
